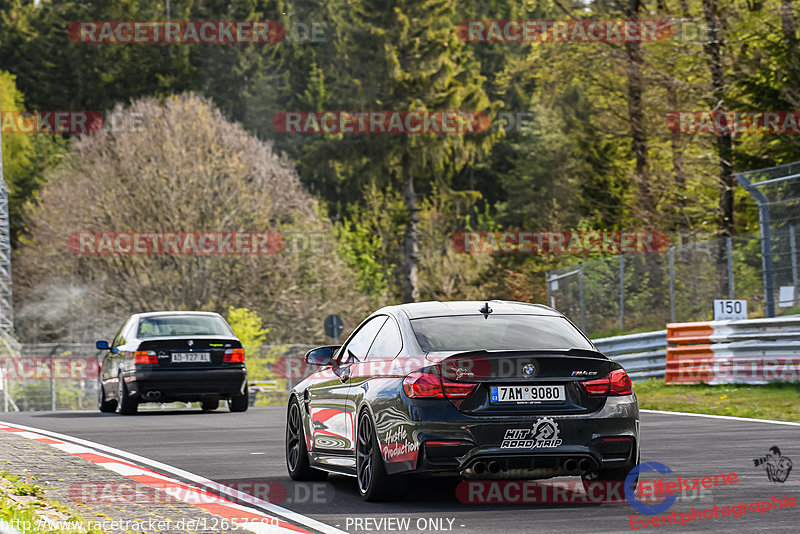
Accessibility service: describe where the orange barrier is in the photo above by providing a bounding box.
[664,345,714,384]
[665,318,800,384]
[666,322,714,345]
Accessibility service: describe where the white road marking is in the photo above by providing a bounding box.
[49,442,95,454]
[641,409,800,427]
[0,420,348,534]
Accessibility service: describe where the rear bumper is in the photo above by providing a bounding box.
[123,366,247,401]
[378,395,639,478]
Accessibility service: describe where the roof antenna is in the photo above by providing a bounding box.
[479,302,493,319]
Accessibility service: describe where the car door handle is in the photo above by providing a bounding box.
[340,368,350,382]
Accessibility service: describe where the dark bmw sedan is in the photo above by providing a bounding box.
[96,311,248,415]
[286,300,639,501]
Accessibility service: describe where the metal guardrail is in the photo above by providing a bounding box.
[707,316,800,341]
[666,315,800,384]
[592,330,667,382]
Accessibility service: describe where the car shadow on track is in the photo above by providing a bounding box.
[217,474,620,515]
[15,408,253,418]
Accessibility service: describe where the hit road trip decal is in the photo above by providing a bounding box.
[501,417,563,449]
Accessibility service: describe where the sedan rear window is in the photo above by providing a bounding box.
[137,315,233,338]
[410,314,593,352]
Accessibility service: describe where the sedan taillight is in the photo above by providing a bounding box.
[403,370,478,399]
[223,348,245,363]
[134,350,157,365]
[579,369,633,396]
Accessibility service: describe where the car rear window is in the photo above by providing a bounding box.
[410,314,593,352]
[137,315,233,338]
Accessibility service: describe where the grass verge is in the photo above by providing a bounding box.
[0,471,104,533]
[634,380,800,422]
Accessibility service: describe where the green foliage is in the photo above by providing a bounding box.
[226,307,269,348]
[0,70,67,243]
[2,0,800,339]
[335,183,405,299]
[337,219,391,296]
[0,70,31,178]
[0,471,43,497]
[13,95,370,343]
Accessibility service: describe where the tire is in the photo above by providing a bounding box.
[355,411,408,502]
[201,399,219,412]
[228,393,248,412]
[581,463,638,503]
[285,399,328,481]
[117,378,138,415]
[98,381,117,413]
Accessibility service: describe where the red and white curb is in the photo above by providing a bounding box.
[0,422,317,534]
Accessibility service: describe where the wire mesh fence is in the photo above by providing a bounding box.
[737,161,800,317]
[548,161,800,337]
[546,230,800,338]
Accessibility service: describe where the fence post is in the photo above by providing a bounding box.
[578,262,586,333]
[619,255,625,331]
[51,356,56,411]
[545,269,551,308]
[736,173,775,317]
[792,226,798,306]
[669,246,676,323]
[726,236,734,299]
[48,345,60,411]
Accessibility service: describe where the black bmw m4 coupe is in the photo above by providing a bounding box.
[286,300,639,501]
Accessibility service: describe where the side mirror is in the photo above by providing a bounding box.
[96,340,109,350]
[305,346,340,366]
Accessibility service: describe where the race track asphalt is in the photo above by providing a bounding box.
[1,407,798,533]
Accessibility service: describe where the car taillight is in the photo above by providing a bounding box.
[441,376,478,398]
[403,372,444,398]
[134,350,157,365]
[403,371,478,399]
[223,348,245,363]
[579,369,633,396]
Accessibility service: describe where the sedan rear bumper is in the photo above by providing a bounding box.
[123,366,247,401]
[378,395,639,478]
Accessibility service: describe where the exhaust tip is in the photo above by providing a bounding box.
[579,459,592,472]
[487,461,501,474]
[563,459,578,472]
[473,461,486,475]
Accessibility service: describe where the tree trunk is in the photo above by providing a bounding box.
[702,0,734,236]
[781,0,797,42]
[623,0,653,219]
[402,171,420,303]
[667,81,689,231]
